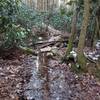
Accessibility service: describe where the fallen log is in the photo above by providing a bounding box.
[35,40,68,45]
[18,46,38,56]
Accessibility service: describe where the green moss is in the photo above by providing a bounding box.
[67,41,73,55]
[77,53,87,72]
[94,69,100,80]
[70,62,85,74]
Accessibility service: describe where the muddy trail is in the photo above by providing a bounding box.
[0,51,100,100]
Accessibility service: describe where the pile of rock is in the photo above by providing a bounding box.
[84,40,100,62]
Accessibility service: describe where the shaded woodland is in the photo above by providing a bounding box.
[0,0,100,100]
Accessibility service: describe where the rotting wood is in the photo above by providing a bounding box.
[35,40,68,45]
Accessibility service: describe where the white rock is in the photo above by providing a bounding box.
[92,57,98,61]
[70,50,77,58]
[38,37,43,40]
[95,55,100,58]
[51,46,58,54]
[47,52,53,56]
[40,46,52,52]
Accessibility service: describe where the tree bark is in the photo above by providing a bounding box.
[77,0,91,69]
[67,7,78,55]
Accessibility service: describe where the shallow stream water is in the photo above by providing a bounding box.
[23,54,71,100]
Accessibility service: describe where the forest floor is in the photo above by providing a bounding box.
[0,49,100,100]
[0,27,100,100]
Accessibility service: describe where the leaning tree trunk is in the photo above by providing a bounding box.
[77,0,91,69]
[67,7,78,55]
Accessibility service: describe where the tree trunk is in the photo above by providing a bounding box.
[67,7,78,55]
[77,0,91,69]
